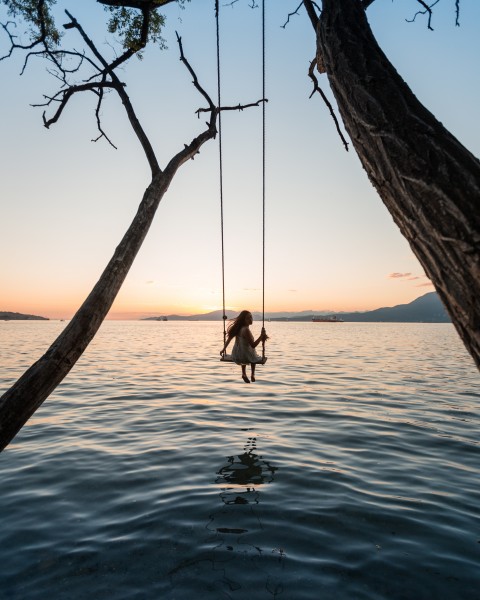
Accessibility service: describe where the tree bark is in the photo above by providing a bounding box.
[318,0,480,369]
[0,128,215,452]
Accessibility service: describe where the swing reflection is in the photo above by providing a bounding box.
[169,435,284,597]
[215,435,277,506]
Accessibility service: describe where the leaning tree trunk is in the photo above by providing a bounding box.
[0,127,215,452]
[317,0,480,369]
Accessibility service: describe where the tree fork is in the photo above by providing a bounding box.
[317,0,480,368]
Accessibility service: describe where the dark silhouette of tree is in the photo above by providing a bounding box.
[0,0,264,451]
[303,0,479,370]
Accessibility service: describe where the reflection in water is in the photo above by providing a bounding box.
[216,436,277,507]
[170,434,284,598]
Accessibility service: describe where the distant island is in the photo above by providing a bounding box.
[0,311,49,321]
[143,292,451,324]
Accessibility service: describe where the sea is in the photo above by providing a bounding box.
[0,320,479,600]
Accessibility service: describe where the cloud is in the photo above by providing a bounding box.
[288,289,297,292]
[416,282,434,287]
[146,280,154,285]
[388,272,412,279]
[407,276,420,280]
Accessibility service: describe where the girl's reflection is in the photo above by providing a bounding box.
[215,436,277,506]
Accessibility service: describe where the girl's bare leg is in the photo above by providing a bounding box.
[251,363,256,382]
[241,365,250,383]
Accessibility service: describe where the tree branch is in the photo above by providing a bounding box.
[176,30,216,116]
[0,1,224,451]
[0,0,50,61]
[96,5,151,72]
[31,81,118,128]
[63,9,161,176]
[195,98,267,117]
[308,59,348,151]
[92,80,118,148]
[281,2,303,29]
[302,0,320,30]
[406,0,441,31]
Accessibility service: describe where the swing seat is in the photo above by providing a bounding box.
[220,354,267,365]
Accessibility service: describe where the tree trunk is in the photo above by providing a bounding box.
[318,0,480,369]
[0,129,215,452]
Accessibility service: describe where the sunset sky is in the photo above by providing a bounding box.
[1,1,479,319]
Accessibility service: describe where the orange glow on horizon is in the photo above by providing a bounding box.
[2,279,435,321]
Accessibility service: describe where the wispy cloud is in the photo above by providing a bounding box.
[416,282,434,287]
[407,276,420,281]
[146,280,154,285]
[388,272,412,279]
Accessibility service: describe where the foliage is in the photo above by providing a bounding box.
[1,0,60,45]
[104,5,167,54]
[101,1,189,56]
[1,0,190,56]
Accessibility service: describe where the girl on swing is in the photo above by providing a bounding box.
[220,310,269,383]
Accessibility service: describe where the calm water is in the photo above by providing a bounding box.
[1,321,479,599]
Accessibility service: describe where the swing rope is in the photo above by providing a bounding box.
[215,0,227,349]
[261,0,266,360]
[216,0,267,359]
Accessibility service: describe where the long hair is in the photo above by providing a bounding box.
[227,310,251,339]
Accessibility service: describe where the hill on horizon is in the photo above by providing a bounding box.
[308,292,450,323]
[0,311,49,321]
[143,292,451,323]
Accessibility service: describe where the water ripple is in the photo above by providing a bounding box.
[1,321,479,599]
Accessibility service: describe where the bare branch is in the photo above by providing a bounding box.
[196,98,267,117]
[64,9,160,176]
[406,0,441,31]
[308,59,349,152]
[92,81,118,149]
[223,0,259,8]
[31,81,118,128]
[0,0,49,61]
[176,31,216,117]
[281,2,303,29]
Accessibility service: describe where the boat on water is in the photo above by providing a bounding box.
[312,315,344,323]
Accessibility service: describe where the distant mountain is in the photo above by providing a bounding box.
[143,310,238,322]
[273,292,450,323]
[0,311,49,321]
[142,293,451,323]
[337,292,450,323]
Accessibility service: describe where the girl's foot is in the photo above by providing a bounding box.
[242,375,250,383]
[251,374,256,382]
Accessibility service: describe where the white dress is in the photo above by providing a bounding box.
[231,327,262,365]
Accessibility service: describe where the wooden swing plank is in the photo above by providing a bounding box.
[220,355,267,365]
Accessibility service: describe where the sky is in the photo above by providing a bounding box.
[0,0,479,320]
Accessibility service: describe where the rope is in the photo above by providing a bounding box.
[261,0,266,360]
[216,0,267,359]
[215,0,227,346]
